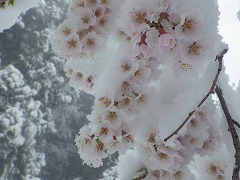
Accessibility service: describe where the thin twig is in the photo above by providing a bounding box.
[233,120,240,129]
[164,49,228,142]
[132,169,148,180]
[216,85,240,180]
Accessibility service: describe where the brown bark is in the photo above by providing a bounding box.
[216,85,240,180]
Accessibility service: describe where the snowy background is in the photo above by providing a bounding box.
[0,0,239,179]
[218,0,240,85]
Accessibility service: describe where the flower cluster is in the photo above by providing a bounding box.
[52,0,111,58]
[118,0,220,77]
[51,0,120,94]
[74,40,163,167]
[51,0,227,179]
[194,144,234,180]
[134,100,222,179]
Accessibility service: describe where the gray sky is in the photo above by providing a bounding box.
[218,0,240,85]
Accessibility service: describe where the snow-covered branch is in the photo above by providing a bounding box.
[49,0,239,179]
[164,49,228,142]
[216,85,240,180]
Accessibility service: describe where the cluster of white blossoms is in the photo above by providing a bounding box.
[51,0,123,94]
[51,0,231,179]
[119,0,222,76]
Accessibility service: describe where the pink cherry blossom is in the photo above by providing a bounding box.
[78,8,96,29]
[158,33,176,52]
[94,4,105,20]
[132,43,149,58]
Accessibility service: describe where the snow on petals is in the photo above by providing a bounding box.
[158,33,176,52]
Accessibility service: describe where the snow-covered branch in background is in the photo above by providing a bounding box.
[0,0,39,32]
[51,0,239,179]
[0,65,46,179]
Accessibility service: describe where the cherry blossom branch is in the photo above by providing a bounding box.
[164,49,228,142]
[216,85,240,180]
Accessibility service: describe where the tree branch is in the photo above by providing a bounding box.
[233,120,240,129]
[132,168,148,180]
[164,49,228,142]
[216,85,240,180]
